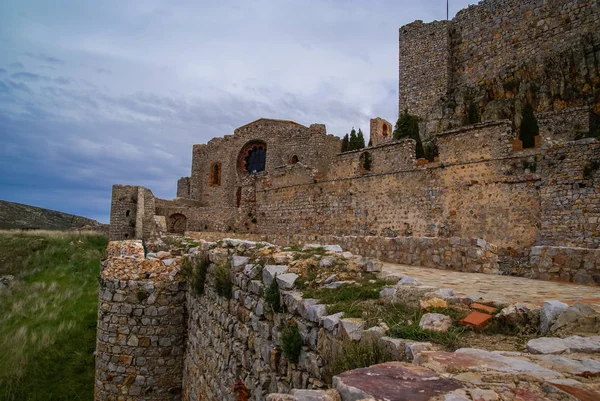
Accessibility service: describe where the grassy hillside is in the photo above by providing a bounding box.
[0,200,107,232]
[0,231,108,401]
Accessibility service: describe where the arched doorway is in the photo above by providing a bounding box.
[168,213,187,234]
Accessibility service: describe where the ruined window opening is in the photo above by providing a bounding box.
[209,162,221,186]
[291,155,299,164]
[124,234,129,238]
[382,124,388,137]
[246,145,266,174]
[236,187,242,208]
[360,151,373,171]
[168,213,187,234]
[126,210,130,217]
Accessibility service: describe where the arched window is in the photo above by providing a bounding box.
[238,141,267,175]
[382,124,389,137]
[209,162,221,186]
[291,155,299,164]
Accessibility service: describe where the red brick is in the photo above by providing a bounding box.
[460,312,493,328]
[470,303,496,314]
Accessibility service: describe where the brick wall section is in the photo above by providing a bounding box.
[539,139,600,248]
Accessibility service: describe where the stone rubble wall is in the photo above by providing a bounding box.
[399,0,600,139]
[539,140,600,248]
[183,244,342,401]
[94,242,187,400]
[187,232,499,275]
[530,246,600,285]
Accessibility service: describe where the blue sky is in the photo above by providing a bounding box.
[0,0,476,223]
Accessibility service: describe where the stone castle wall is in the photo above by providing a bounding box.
[95,242,187,400]
[109,186,139,241]
[399,0,600,139]
[188,119,340,209]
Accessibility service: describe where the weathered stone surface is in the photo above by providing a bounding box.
[244,263,261,278]
[496,302,540,326]
[405,342,441,362]
[289,389,340,401]
[324,281,355,289]
[415,348,563,380]
[321,312,344,332]
[276,273,299,290]
[263,265,289,286]
[527,336,600,355]
[379,337,406,361]
[339,318,364,341]
[333,362,463,401]
[232,255,250,271]
[420,298,448,310]
[550,302,597,333]
[307,304,327,323]
[540,300,569,334]
[419,313,453,332]
[357,258,383,273]
[398,276,420,286]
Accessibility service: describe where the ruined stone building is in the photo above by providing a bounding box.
[109,0,600,284]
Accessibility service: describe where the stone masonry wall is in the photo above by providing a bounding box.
[254,126,543,249]
[529,245,600,285]
[399,20,452,119]
[399,0,600,139]
[95,241,187,400]
[539,139,600,248]
[189,119,340,209]
[109,185,138,241]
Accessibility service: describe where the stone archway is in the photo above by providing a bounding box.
[168,213,187,234]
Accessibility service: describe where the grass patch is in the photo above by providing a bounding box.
[294,265,318,290]
[302,274,392,308]
[326,339,391,382]
[0,231,108,401]
[181,256,209,296]
[292,247,328,260]
[264,275,282,313]
[214,264,233,299]
[281,322,302,364]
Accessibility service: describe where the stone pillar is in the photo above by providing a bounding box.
[95,241,187,401]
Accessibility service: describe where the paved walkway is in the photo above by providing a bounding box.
[383,263,600,310]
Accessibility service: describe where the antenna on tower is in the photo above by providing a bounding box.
[447,0,449,20]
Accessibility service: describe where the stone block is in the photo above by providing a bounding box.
[540,300,569,334]
[276,273,299,290]
[419,313,453,332]
[263,265,289,286]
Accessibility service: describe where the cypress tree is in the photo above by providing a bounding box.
[368,137,373,147]
[341,134,349,152]
[349,128,358,151]
[519,102,539,148]
[357,129,365,150]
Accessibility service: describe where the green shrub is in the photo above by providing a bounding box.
[519,102,539,148]
[281,322,303,364]
[394,110,424,159]
[466,101,479,125]
[137,290,149,302]
[584,161,600,179]
[361,152,372,171]
[181,256,209,296]
[265,274,282,313]
[251,218,257,224]
[214,264,233,299]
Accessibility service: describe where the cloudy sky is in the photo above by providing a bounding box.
[0,0,476,223]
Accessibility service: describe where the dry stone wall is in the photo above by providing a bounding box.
[530,245,600,285]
